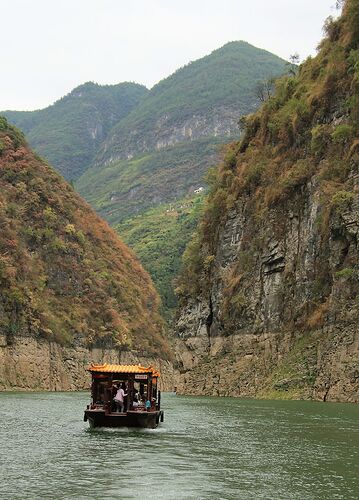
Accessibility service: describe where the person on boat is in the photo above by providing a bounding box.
[111,383,119,411]
[132,389,140,409]
[114,383,127,413]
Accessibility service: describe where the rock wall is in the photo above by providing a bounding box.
[102,105,242,164]
[0,335,173,392]
[174,176,359,402]
[175,326,358,402]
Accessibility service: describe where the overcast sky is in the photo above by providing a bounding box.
[1,0,339,111]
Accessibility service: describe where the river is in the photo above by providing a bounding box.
[0,392,358,499]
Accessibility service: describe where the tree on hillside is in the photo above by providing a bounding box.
[287,53,300,76]
[254,77,275,102]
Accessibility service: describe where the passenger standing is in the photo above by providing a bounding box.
[114,383,127,413]
[133,388,142,409]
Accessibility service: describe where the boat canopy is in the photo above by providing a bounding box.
[88,363,161,377]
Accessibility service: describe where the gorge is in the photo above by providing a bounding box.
[1,2,358,402]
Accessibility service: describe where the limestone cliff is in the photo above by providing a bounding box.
[100,105,245,164]
[0,335,173,391]
[0,117,171,390]
[174,0,359,402]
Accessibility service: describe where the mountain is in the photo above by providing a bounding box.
[3,81,148,181]
[174,0,359,402]
[77,136,222,224]
[0,117,171,390]
[2,42,287,319]
[76,42,287,313]
[94,41,287,164]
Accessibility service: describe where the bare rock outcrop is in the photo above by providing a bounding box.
[0,335,173,392]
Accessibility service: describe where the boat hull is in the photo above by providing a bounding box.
[84,409,164,429]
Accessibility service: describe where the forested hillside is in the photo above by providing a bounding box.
[175,0,359,402]
[3,82,148,181]
[94,41,287,164]
[78,137,221,223]
[0,117,170,388]
[117,194,205,315]
[77,42,287,314]
[3,42,287,319]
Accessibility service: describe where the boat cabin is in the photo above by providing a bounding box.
[84,363,164,428]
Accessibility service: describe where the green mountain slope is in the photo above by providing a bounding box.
[95,41,287,163]
[3,41,287,319]
[3,81,148,181]
[0,117,169,360]
[76,42,287,314]
[174,0,359,401]
[116,194,205,317]
[77,137,222,223]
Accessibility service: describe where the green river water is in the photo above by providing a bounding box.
[0,392,358,499]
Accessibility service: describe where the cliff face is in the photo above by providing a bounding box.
[174,1,359,402]
[0,335,173,391]
[151,105,240,151]
[0,117,171,390]
[100,105,246,164]
[175,179,359,402]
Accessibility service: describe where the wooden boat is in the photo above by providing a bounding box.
[84,363,164,429]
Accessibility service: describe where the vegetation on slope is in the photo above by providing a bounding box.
[77,41,288,224]
[3,82,148,181]
[76,43,287,317]
[0,117,170,358]
[177,0,359,324]
[77,136,219,317]
[96,41,287,162]
[4,43,287,324]
[77,137,222,223]
[116,194,205,318]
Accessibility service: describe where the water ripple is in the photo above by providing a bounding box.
[0,393,358,499]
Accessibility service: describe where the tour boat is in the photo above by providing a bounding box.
[83,363,164,429]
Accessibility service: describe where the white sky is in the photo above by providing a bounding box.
[0,0,339,111]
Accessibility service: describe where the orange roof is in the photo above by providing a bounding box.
[88,363,160,377]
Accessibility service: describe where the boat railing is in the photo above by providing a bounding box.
[88,402,105,410]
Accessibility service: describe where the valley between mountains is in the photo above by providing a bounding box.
[4,41,286,316]
[1,6,358,402]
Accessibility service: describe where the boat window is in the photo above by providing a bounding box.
[95,381,107,404]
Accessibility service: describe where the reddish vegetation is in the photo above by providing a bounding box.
[0,119,170,358]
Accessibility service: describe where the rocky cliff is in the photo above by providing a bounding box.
[0,117,171,390]
[99,104,246,164]
[0,335,173,391]
[174,0,359,402]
